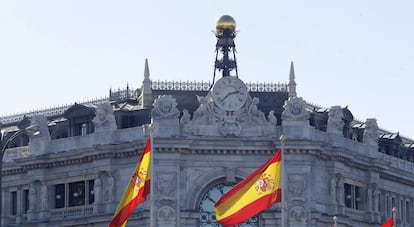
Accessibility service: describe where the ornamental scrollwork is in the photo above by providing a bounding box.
[152,95,180,119]
[281,97,309,123]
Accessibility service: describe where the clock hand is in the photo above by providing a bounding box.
[222,91,238,100]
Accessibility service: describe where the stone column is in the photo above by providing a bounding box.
[16,189,22,224]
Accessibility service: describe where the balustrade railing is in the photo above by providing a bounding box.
[150,80,288,92]
[50,205,93,219]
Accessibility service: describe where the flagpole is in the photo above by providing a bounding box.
[279,135,286,227]
[392,207,396,227]
[149,124,155,227]
[333,216,337,227]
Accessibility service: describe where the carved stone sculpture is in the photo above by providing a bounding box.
[248,97,266,124]
[327,106,344,135]
[363,118,378,146]
[40,182,48,210]
[29,183,36,211]
[180,109,191,124]
[151,95,180,119]
[192,95,213,124]
[92,102,117,133]
[157,206,175,220]
[281,97,309,125]
[289,206,306,222]
[30,115,51,141]
[157,173,176,199]
[330,175,337,203]
[184,93,276,137]
[106,175,114,202]
[268,110,278,126]
[94,177,102,204]
[336,174,344,205]
[288,175,306,197]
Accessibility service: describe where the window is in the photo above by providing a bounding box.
[55,184,65,208]
[54,180,95,209]
[23,189,29,214]
[406,201,410,224]
[11,191,17,215]
[88,180,95,204]
[344,183,362,210]
[199,183,258,227]
[69,181,85,207]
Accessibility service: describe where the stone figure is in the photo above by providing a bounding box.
[330,176,337,203]
[29,184,36,211]
[92,102,117,132]
[248,97,266,124]
[180,109,191,124]
[367,184,373,211]
[192,95,212,124]
[30,115,51,140]
[281,97,309,123]
[372,183,380,212]
[373,188,380,212]
[327,106,344,135]
[151,95,180,119]
[106,175,114,202]
[268,110,278,126]
[336,174,344,205]
[363,118,378,146]
[94,177,102,204]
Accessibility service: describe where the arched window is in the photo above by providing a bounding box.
[199,183,258,227]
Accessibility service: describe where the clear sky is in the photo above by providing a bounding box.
[1,1,413,138]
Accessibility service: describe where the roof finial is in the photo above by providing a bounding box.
[288,61,297,98]
[144,58,150,79]
[141,58,153,108]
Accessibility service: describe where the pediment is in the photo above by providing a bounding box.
[64,103,95,118]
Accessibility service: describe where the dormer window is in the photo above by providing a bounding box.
[63,103,95,137]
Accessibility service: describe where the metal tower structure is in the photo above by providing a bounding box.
[212,15,239,85]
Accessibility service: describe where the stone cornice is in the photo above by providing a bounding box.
[2,140,147,176]
[380,171,414,187]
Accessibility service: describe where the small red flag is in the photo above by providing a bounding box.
[381,217,393,227]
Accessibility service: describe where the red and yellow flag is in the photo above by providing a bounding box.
[109,138,151,227]
[214,150,282,226]
[381,217,394,227]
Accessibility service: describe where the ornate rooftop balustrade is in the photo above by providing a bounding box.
[0,97,109,125]
[150,80,288,92]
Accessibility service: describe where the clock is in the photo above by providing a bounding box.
[211,77,248,111]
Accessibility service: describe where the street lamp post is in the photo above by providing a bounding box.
[0,125,39,227]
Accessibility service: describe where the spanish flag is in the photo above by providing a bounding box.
[381,217,394,227]
[214,150,282,226]
[109,138,151,227]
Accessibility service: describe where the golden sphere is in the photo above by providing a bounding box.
[216,15,236,32]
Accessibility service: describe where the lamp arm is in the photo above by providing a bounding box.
[1,129,28,154]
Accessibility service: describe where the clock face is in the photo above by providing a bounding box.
[211,77,248,111]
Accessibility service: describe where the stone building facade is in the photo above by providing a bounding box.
[1,19,414,227]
